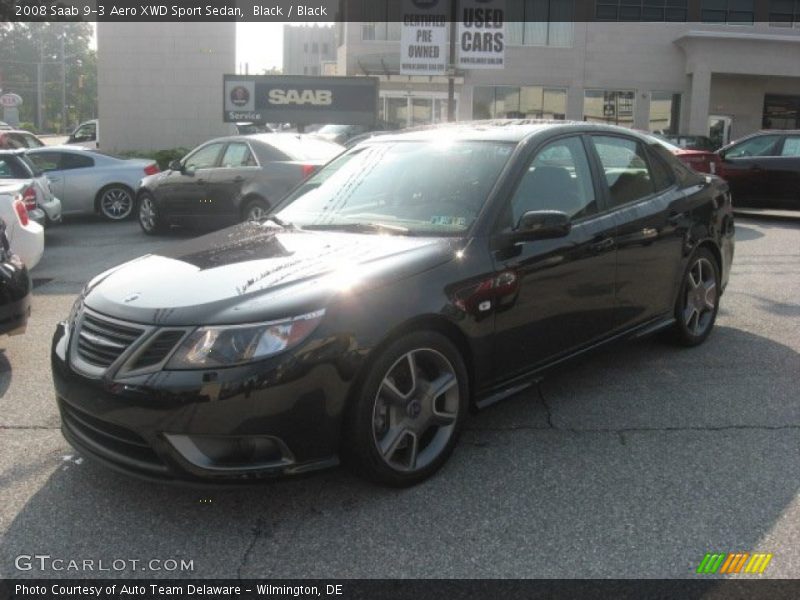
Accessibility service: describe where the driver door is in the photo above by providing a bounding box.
[490,135,617,381]
[159,142,224,222]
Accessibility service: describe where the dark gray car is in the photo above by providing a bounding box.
[136,134,342,235]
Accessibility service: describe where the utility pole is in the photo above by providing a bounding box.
[37,36,44,131]
[447,0,458,122]
[61,30,67,134]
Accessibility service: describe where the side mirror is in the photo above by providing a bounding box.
[512,210,571,243]
[168,159,182,172]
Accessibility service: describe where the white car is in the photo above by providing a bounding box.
[66,119,99,149]
[0,183,44,269]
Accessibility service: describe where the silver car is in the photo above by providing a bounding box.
[26,146,159,221]
[0,149,62,227]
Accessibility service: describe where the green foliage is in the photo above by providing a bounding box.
[119,148,190,170]
[18,122,38,133]
[0,22,97,133]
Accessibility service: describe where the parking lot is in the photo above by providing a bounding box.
[0,214,798,579]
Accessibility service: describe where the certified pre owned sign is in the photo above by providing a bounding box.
[223,75,378,126]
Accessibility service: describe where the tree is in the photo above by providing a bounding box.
[0,22,97,132]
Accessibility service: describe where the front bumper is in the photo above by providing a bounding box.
[51,321,353,484]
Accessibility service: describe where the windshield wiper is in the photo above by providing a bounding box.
[302,222,411,235]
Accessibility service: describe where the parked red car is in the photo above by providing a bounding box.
[648,134,722,175]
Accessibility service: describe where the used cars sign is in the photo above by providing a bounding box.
[223,75,379,126]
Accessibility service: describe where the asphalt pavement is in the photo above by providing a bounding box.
[0,215,798,579]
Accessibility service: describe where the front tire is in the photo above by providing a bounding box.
[137,192,165,235]
[671,247,720,346]
[343,331,469,487]
[97,185,134,221]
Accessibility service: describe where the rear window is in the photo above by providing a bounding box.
[0,155,34,178]
[264,136,342,161]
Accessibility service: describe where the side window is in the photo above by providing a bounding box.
[23,134,43,148]
[28,152,61,172]
[591,135,655,207]
[725,135,780,159]
[509,136,597,225]
[73,123,97,141]
[780,136,800,157]
[6,134,26,149]
[0,158,16,178]
[221,143,256,167]
[646,146,676,192]
[184,143,224,170]
[61,153,94,170]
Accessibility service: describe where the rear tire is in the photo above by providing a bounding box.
[670,247,720,347]
[241,198,270,222]
[342,331,468,487]
[137,192,165,235]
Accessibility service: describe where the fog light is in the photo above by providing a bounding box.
[165,434,293,471]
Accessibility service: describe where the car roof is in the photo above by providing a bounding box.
[0,148,27,156]
[356,119,658,144]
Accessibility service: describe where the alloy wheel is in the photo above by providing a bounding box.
[371,348,460,473]
[100,188,133,220]
[683,257,717,337]
[139,196,156,231]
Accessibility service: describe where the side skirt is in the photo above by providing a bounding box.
[473,315,676,410]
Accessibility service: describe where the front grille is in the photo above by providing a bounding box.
[76,311,145,368]
[131,330,185,370]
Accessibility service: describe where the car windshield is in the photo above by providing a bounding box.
[277,139,514,236]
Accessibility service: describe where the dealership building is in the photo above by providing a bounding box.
[96,6,800,152]
[336,5,800,146]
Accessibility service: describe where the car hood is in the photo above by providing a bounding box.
[83,223,460,325]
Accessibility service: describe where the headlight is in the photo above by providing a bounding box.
[68,295,84,325]
[165,309,325,369]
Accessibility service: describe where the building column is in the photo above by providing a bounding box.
[687,67,712,136]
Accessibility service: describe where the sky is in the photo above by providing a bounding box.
[236,23,286,74]
[89,23,332,75]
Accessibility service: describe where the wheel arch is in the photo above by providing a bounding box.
[347,314,476,415]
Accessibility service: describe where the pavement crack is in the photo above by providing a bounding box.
[0,425,60,430]
[536,383,556,429]
[237,517,266,580]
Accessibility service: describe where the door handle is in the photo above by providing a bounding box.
[590,237,614,252]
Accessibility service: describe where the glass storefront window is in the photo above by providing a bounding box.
[763,94,800,129]
[583,90,635,126]
[650,92,681,134]
[472,86,567,119]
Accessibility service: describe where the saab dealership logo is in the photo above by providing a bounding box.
[229,86,250,107]
[267,89,333,106]
[696,552,773,575]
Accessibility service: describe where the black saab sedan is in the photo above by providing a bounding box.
[136,133,342,234]
[52,122,735,487]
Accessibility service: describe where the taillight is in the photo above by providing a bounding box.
[22,185,37,211]
[301,164,315,179]
[13,198,29,226]
[144,163,159,176]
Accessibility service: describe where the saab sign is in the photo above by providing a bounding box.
[223,75,379,125]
